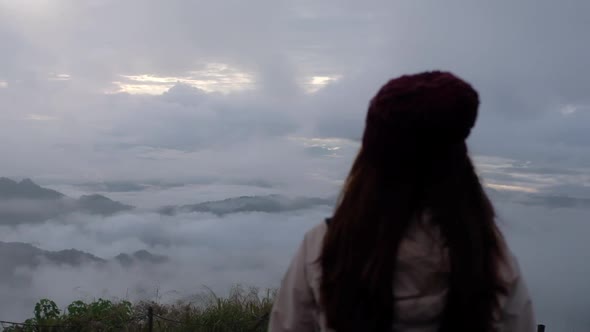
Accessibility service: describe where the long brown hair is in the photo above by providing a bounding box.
[319,72,508,332]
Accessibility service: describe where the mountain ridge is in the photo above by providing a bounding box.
[0,178,134,224]
[0,177,65,200]
[0,241,168,270]
[158,194,336,216]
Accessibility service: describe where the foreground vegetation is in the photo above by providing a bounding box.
[2,286,275,332]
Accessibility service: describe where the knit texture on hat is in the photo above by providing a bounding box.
[362,71,479,156]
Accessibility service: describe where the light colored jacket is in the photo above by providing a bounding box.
[269,221,536,332]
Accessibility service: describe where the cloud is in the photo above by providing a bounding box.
[497,201,590,331]
[1,0,590,179]
[0,203,332,321]
[0,191,588,330]
[111,63,255,95]
[0,173,589,330]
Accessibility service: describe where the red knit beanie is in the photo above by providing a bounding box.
[362,71,479,156]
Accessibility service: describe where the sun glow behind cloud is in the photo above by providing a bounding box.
[109,63,254,95]
[486,183,540,193]
[559,103,590,116]
[48,73,71,81]
[24,114,56,121]
[109,64,343,95]
[0,0,57,18]
[290,136,357,151]
[305,75,342,93]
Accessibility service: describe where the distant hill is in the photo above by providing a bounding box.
[78,194,134,215]
[0,178,64,200]
[114,250,169,267]
[0,241,168,276]
[159,194,335,216]
[0,178,134,224]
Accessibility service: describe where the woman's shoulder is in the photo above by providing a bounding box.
[498,243,525,286]
[297,221,328,265]
[303,221,328,246]
[495,249,536,329]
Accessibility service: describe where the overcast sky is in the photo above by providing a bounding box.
[1,0,589,185]
[1,0,589,330]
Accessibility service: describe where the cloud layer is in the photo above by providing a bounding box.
[0,188,589,330]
